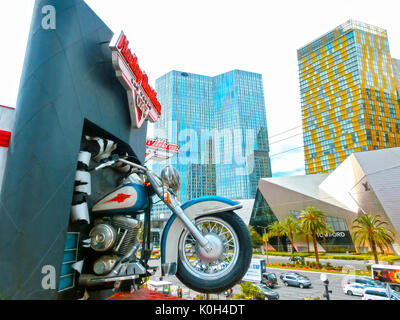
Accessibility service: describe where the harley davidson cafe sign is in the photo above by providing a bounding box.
[145,138,179,161]
[110,31,161,128]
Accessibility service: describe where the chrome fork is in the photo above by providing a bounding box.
[118,159,211,251]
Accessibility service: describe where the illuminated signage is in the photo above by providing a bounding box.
[145,138,179,162]
[317,231,346,238]
[109,31,161,129]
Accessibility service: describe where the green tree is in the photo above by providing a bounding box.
[298,207,332,265]
[248,225,263,248]
[281,216,300,255]
[233,282,265,300]
[314,218,334,253]
[297,222,311,253]
[351,214,395,264]
[268,221,286,252]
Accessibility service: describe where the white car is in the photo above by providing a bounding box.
[343,283,366,296]
[362,287,400,300]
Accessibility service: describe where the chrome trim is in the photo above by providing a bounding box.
[201,204,243,215]
[114,159,211,249]
[118,158,147,173]
[79,274,139,286]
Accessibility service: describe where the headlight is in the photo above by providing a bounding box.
[160,165,181,192]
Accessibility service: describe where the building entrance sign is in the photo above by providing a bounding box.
[145,138,179,162]
[110,31,162,129]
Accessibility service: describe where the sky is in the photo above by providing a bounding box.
[1,0,399,177]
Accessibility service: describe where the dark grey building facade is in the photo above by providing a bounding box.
[0,0,148,299]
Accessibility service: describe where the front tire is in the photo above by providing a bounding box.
[176,212,252,293]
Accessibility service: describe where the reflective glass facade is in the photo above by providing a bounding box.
[298,20,400,174]
[290,210,355,252]
[153,70,271,206]
[249,189,287,251]
[393,58,400,92]
[249,190,355,252]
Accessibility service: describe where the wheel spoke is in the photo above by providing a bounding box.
[209,222,217,233]
[180,217,239,279]
[224,239,234,246]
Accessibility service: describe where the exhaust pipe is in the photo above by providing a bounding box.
[78,273,139,286]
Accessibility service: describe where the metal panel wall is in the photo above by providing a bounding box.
[0,0,147,299]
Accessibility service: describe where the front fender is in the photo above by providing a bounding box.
[160,196,242,276]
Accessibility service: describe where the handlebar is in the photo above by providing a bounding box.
[90,156,165,199]
[117,158,148,173]
[90,156,148,173]
[94,159,118,171]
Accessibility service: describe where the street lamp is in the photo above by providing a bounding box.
[320,273,332,300]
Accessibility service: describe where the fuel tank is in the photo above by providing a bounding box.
[92,182,148,215]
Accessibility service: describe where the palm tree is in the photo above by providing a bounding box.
[248,225,263,248]
[351,214,395,264]
[298,223,311,253]
[281,216,299,255]
[268,221,286,252]
[298,207,332,265]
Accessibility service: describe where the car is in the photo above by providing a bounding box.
[256,284,279,300]
[281,274,312,288]
[344,276,385,288]
[262,272,278,288]
[343,283,366,296]
[280,271,309,280]
[288,256,305,263]
[362,287,400,300]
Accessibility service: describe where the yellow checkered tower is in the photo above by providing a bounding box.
[298,20,400,174]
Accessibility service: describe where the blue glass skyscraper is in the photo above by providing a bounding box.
[152,70,271,205]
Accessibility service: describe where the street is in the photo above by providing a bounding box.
[253,267,360,300]
[147,258,364,300]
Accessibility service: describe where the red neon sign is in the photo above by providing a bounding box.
[146,138,179,153]
[110,31,161,128]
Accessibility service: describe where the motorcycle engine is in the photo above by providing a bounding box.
[89,215,142,275]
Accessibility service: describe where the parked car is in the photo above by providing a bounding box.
[362,287,400,300]
[343,283,366,296]
[256,284,280,300]
[262,272,278,288]
[345,275,385,288]
[281,274,312,288]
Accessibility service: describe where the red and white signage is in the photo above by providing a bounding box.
[0,130,11,148]
[109,32,161,129]
[0,105,14,148]
[0,105,15,193]
[145,138,179,162]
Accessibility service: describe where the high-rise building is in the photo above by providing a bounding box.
[392,58,400,92]
[153,69,272,203]
[298,20,400,174]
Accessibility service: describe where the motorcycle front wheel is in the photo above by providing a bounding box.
[176,211,252,293]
